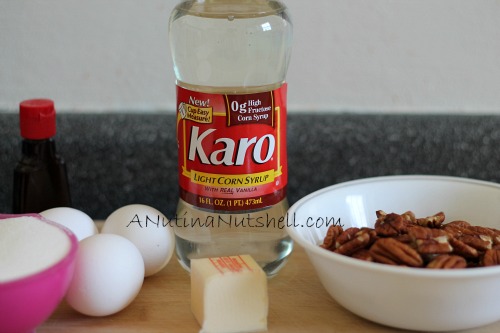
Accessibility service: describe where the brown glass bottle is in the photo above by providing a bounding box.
[13,99,71,214]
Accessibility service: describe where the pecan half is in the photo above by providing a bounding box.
[376,210,387,219]
[466,225,497,238]
[408,225,448,240]
[415,238,452,255]
[448,237,479,259]
[445,220,471,229]
[334,229,375,256]
[482,249,500,267]
[320,225,343,250]
[442,220,471,238]
[401,211,416,224]
[409,225,451,255]
[394,233,413,245]
[351,249,374,262]
[375,213,408,237]
[459,234,492,252]
[415,212,445,228]
[427,254,467,269]
[369,238,423,267]
[487,228,500,245]
[335,227,360,249]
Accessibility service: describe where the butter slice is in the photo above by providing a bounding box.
[191,255,268,333]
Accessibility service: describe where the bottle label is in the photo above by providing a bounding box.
[176,84,287,211]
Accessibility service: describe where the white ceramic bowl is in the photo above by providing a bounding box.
[286,175,500,332]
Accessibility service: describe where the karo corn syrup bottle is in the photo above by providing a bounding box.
[169,0,293,276]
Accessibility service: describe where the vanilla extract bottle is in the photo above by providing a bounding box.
[13,99,71,214]
[169,0,293,276]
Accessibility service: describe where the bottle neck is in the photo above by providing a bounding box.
[21,138,57,159]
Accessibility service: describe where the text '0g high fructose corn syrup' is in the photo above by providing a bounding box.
[169,0,293,277]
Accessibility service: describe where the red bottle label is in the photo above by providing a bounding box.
[176,85,288,211]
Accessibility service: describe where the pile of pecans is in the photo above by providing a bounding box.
[320,210,500,269]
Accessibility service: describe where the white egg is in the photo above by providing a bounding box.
[101,204,175,277]
[65,234,144,317]
[40,207,98,241]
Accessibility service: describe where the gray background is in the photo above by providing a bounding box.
[2,113,500,219]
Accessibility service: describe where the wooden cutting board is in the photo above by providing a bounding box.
[39,232,500,333]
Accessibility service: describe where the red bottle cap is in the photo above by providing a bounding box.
[19,99,57,139]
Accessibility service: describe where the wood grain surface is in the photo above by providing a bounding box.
[39,235,500,333]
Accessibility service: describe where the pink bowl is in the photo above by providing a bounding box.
[0,214,78,333]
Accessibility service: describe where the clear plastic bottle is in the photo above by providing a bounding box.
[169,0,293,276]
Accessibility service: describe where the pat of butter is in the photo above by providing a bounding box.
[191,255,268,333]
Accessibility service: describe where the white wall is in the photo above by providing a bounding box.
[1,0,499,114]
